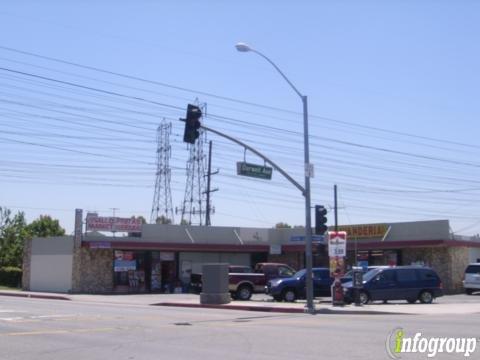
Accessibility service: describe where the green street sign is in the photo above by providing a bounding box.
[236,162,273,180]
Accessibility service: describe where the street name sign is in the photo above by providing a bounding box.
[236,162,273,180]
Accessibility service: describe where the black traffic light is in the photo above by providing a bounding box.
[315,205,328,235]
[182,104,202,144]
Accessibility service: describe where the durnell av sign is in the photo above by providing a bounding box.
[236,162,273,180]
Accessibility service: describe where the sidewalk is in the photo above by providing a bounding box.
[1,290,480,315]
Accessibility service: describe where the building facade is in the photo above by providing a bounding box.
[22,219,480,294]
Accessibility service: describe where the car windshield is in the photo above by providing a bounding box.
[466,265,480,274]
[362,268,383,282]
[293,269,306,278]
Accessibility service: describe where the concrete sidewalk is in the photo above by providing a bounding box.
[1,290,480,315]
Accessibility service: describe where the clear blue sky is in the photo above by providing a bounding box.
[0,1,479,236]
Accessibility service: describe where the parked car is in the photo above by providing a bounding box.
[190,265,250,293]
[340,265,390,283]
[265,267,334,302]
[463,263,480,295]
[229,263,296,300]
[190,263,296,301]
[342,266,443,304]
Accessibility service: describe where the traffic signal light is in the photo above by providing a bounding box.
[183,104,202,144]
[315,205,328,235]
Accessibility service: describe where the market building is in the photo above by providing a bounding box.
[22,217,480,294]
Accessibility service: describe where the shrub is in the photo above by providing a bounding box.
[0,267,22,287]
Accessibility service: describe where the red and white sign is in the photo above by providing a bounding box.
[328,231,347,257]
[86,213,142,232]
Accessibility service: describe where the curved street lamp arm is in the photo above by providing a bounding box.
[250,49,303,99]
[190,121,306,195]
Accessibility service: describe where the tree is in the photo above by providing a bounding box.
[0,209,66,268]
[275,222,292,229]
[128,216,147,237]
[0,207,29,268]
[27,215,65,238]
[155,215,172,224]
[133,215,147,225]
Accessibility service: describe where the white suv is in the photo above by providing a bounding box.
[463,263,480,295]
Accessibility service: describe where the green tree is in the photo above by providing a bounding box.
[128,216,147,237]
[0,207,29,268]
[275,222,292,229]
[155,215,172,224]
[27,215,65,238]
[0,210,67,268]
[135,215,147,224]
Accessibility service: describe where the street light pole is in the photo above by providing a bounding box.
[236,42,315,314]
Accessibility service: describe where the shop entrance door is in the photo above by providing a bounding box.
[161,261,176,293]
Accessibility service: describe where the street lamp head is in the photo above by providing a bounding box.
[235,42,252,52]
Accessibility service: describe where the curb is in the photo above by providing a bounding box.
[152,302,407,315]
[153,302,304,313]
[0,291,71,301]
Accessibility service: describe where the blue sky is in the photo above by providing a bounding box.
[0,1,479,235]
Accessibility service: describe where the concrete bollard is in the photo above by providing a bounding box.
[200,263,231,305]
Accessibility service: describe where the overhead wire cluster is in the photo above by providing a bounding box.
[0,45,479,233]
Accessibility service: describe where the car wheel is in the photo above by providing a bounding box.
[465,289,474,295]
[419,290,433,304]
[359,291,369,305]
[236,285,253,301]
[407,299,416,304]
[282,289,297,302]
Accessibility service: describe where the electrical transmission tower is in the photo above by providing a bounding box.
[150,120,174,224]
[179,106,208,225]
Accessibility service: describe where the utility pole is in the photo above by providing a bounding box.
[205,140,218,226]
[110,207,119,238]
[334,184,338,232]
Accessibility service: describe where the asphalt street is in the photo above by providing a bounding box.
[0,296,479,360]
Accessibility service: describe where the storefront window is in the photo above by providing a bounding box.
[150,251,162,292]
[351,249,400,267]
[112,250,179,293]
[113,250,146,292]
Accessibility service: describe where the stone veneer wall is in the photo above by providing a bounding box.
[402,246,469,294]
[71,247,113,293]
[21,238,32,290]
[448,247,469,293]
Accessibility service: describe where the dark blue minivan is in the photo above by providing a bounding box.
[343,266,443,304]
[266,267,333,302]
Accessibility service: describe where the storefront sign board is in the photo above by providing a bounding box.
[114,259,136,272]
[328,231,347,257]
[335,224,388,239]
[86,213,142,232]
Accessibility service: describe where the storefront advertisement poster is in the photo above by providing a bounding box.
[328,231,347,257]
[114,259,136,272]
[329,257,345,277]
[123,251,134,261]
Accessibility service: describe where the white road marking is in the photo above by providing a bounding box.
[0,314,78,322]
